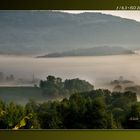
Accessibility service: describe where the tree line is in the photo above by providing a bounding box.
[40,75,94,98]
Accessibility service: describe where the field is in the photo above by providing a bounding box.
[0,87,43,104]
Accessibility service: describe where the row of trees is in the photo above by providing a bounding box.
[40,75,94,98]
[0,88,140,129]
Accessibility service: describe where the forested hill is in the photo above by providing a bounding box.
[0,10,140,54]
[39,46,134,57]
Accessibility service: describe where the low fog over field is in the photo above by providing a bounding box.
[1,53,140,103]
[0,53,140,87]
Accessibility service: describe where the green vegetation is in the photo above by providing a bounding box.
[0,87,42,96]
[0,89,138,129]
[0,87,43,104]
[0,76,94,104]
[40,75,94,98]
[0,75,140,129]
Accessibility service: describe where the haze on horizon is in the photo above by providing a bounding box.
[60,10,140,22]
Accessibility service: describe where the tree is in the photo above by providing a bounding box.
[113,85,122,92]
[1,102,25,129]
[47,75,56,83]
[112,107,124,128]
[40,76,94,98]
[124,91,137,102]
[25,100,40,129]
[38,101,63,129]
[64,78,94,93]
[130,103,140,119]
[106,112,117,129]
[125,102,140,129]
[84,98,108,129]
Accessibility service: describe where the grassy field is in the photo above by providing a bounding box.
[0,87,44,105]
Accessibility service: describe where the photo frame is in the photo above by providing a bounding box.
[1,0,140,139]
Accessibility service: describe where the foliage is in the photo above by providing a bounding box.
[0,76,139,129]
[40,75,94,98]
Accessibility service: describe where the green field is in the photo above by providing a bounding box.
[0,87,44,105]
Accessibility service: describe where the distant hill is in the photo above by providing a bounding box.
[38,46,134,57]
[0,10,140,54]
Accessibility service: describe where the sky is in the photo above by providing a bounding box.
[60,10,140,22]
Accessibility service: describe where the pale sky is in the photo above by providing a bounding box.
[60,10,140,22]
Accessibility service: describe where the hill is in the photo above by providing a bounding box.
[38,46,134,57]
[0,10,140,54]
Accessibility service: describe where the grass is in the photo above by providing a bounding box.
[0,87,44,105]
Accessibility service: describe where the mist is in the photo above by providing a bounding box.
[0,53,140,85]
[1,53,140,104]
